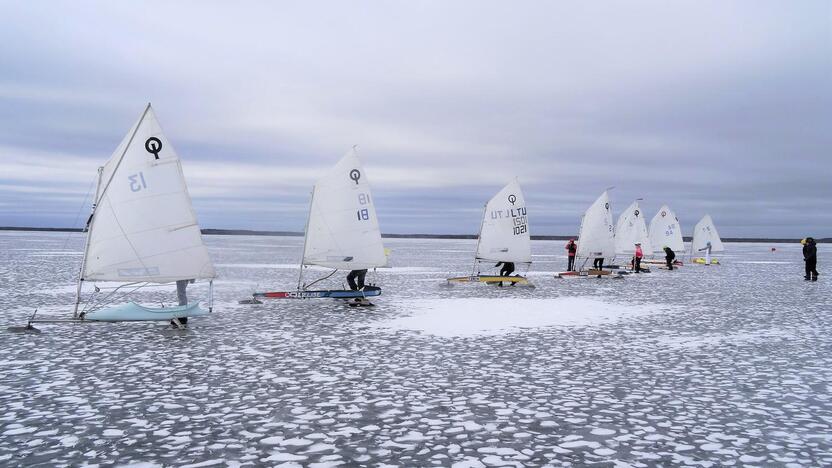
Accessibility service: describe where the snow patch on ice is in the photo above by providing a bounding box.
[375,297,666,337]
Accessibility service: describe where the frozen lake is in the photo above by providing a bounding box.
[1,231,830,467]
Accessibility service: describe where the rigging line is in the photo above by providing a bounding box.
[60,174,98,252]
[82,282,148,313]
[303,268,338,290]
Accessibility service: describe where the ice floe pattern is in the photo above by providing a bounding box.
[1,231,832,467]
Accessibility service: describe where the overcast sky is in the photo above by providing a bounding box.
[1,1,830,237]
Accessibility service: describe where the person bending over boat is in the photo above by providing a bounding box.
[803,237,819,281]
[347,269,368,290]
[633,243,643,273]
[171,279,194,327]
[663,246,676,270]
[593,258,604,270]
[565,239,577,271]
[698,241,713,265]
[496,261,515,277]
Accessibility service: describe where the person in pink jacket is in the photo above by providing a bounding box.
[633,242,644,273]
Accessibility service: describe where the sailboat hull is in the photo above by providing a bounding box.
[446,275,533,286]
[83,302,208,322]
[692,257,720,265]
[254,287,382,299]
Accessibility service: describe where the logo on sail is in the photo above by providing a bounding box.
[508,194,517,205]
[349,169,361,185]
[145,137,162,159]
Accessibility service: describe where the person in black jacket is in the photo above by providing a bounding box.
[803,237,819,281]
[663,246,676,270]
[496,261,515,277]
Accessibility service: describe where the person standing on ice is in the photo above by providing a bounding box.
[803,237,819,281]
[593,257,604,270]
[663,246,676,270]
[633,242,644,273]
[565,239,577,271]
[698,241,713,265]
[171,279,194,327]
[347,269,368,290]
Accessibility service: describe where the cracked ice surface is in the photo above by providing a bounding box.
[1,231,831,466]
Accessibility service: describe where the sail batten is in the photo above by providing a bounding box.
[474,179,531,264]
[576,191,615,259]
[302,148,386,270]
[82,105,215,283]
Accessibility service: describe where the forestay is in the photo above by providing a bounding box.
[648,205,684,252]
[302,148,386,270]
[83,104,216,283]
[576,191,615,259]
[475,179,531,263]
[691,214,725,253]
[615,201,652,256]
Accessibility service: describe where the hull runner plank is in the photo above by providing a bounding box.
[84,302,208,322]
[447,275,533,286]
[254,287,382,299]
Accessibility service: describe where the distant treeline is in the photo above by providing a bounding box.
[1,226,827,243]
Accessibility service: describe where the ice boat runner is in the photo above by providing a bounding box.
[691,214,724,265]
[23,104,216,329]
[248,147,387,304]
[556,190,623,279]
[644,205,685,267]
[614,200,652,272]
[447,179,533,286]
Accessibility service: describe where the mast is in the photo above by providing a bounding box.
[73,167,103,319]
[296,185,316,290]
[470,202,487,276]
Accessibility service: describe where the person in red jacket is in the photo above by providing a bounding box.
[633,242,644,273]
[565,239,577,271]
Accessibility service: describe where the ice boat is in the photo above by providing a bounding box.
[26,104,216,328]
[690,214,724,265]
[84,302,209,322]
[555,191,624,279]
[643,205,685,267]
[447,179,534,287]
[246,147,387,304]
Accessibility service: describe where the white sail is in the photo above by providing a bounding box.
[83,104,216,283]
[302,148,386,270]
[648,205,684,253]
[576,191,615,259]
[691,214,724,253]
[475,179,531,263]
[615,201,652,256]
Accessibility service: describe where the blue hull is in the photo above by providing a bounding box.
[84,302,209,322]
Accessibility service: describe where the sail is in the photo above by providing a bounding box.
[83,104,216,283]
[302,148,386,270]
[576,191,615,259]
[475,179,531,263]
[648,205,684,253]
[615,201,652,256]
[691,214,724,253]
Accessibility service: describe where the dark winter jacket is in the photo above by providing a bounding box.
[803,240,817,261]
[664,247,676,261]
